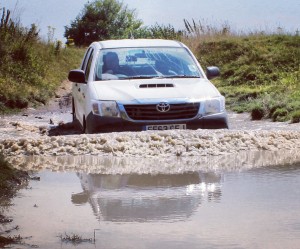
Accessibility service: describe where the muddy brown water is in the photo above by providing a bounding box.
[1,94,300,248]
[1,151,300,249]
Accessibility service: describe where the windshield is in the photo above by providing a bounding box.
[95,47,203,80]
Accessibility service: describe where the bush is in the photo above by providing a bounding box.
[272,108,288,122]
[250,104,265,120]
[64,0,142,46]
[291,110,300,123]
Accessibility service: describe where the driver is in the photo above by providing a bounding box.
[103,52,122,74]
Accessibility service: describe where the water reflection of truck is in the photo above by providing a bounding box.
[72,172,222,222]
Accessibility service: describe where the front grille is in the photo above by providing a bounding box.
[124,103,200,121]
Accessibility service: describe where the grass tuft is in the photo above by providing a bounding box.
[59,233,93,244]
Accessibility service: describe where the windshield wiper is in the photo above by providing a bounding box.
[127,75,201,80]
[127,76,158,79]
[163,75,200,79]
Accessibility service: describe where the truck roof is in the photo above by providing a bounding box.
[95,39,185,49]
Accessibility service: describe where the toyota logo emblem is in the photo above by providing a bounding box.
[156,102,170,112]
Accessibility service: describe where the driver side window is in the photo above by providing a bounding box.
[85,49,94,82]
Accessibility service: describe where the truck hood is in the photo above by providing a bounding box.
[91,78,221,102]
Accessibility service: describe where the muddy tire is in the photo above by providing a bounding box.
[72,98,77,123]
[71,97,82,133]
[82,115,88,134]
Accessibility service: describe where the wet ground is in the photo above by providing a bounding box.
[0,80,299,141]
[1,84,300,248]
[2,154,300,249]
[1,104,300,140]
[0,91,299,159]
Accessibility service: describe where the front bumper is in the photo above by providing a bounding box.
[85,112,229,133]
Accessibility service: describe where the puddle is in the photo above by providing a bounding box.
[2,151,300,249]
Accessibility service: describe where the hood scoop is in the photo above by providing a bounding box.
[139,83,174,88]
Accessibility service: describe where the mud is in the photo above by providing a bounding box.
[0,81,299,159]
[1,82,300,249]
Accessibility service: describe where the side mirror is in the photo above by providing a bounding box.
[206,66,220,80]
[68,69,86,83]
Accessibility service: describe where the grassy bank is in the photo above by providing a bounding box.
[0,37,85,113]
[183,31,300,122]
[0,153,28,198]
[0,45,84,112]
[0,153,29,247]
[0,8,85,113]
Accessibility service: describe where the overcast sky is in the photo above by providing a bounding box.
[1,0,299,41]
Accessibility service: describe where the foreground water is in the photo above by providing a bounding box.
[3,151,300,249]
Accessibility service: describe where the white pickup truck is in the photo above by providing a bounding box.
[68,39,228,133]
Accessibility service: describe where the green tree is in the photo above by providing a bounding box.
[64,0,142,46]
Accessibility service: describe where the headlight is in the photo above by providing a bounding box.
[205,97,225,114]
[92,101,120,117]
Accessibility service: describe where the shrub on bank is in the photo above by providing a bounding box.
[291,110,300,123]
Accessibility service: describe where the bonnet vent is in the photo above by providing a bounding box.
[139,83,174,88]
